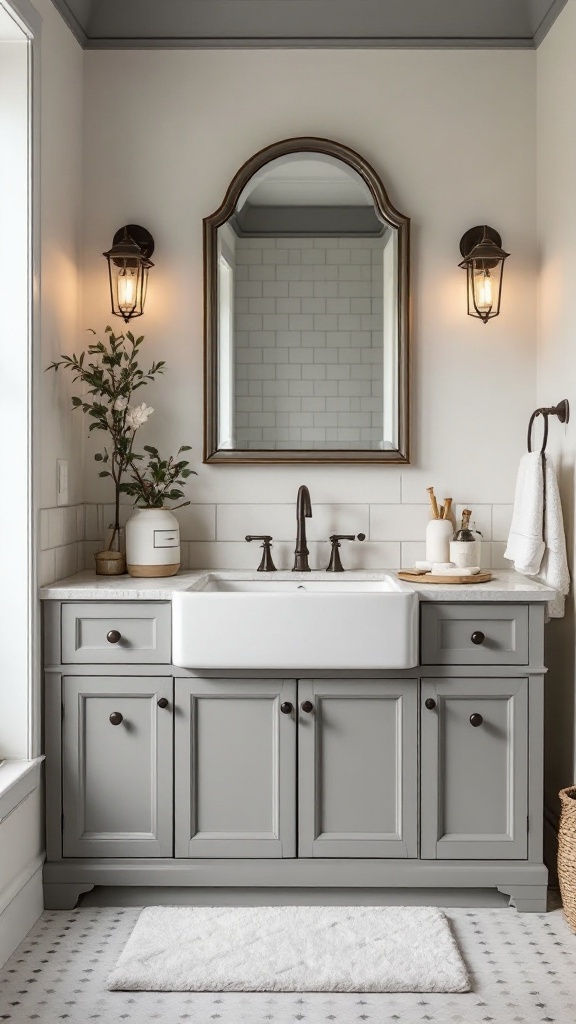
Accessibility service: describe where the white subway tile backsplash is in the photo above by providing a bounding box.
[47,507,65,549]
[276,298,302,314]
[353,542,401,570]
[249,297,276,314]
[289,349,314,363]
[277,265,302,281]
[401,542,426,567]
[55,542,78,581]
[289,281,314,297]
[263,281,289,297]
[371,504,430,542]
[301,248,326,264]
[313,281,339,297]
[302,364,328,379]
[40,509,49,551]
[488,542,510,570]
[39,548,56,587]
[276,364,302,379]
[249,265,275,281]
[301,298,326,314]
[492,504,514,542]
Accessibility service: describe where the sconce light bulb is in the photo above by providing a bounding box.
[117,268,137,313]
[474,268,493,315]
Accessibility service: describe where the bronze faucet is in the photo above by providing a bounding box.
[293,485,312,571]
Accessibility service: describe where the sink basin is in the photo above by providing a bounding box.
[172,573,418,670]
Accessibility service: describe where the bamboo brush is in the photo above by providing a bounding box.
[427,486,440,519]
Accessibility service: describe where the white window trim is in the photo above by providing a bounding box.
[0,757,44,823]
[0,0,41,760]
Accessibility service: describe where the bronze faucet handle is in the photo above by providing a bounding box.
[326,533,366,572]
[245,535,277,572]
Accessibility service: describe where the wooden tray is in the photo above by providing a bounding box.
[397,570,492,585]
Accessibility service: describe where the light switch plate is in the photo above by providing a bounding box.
[57,459,69,506]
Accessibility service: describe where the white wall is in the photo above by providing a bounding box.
[80,49,537,572]
[37,0,85,586]
[537,0,576,830]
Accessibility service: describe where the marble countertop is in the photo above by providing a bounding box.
[40,568,555,602]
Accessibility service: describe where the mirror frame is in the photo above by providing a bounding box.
[203,137,410,464]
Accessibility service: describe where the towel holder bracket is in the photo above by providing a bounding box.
[527,399,569,454]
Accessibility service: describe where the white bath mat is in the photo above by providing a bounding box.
[106,905,470,993]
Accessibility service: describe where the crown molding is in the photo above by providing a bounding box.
[48,0,567,50]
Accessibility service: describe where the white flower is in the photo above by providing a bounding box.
[126,402,154,430]
[114,396,128,411]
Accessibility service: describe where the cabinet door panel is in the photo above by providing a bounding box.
[62,676,173,857]
[298,679,417,858]
[175,679,296,858]
[421,678,528,860]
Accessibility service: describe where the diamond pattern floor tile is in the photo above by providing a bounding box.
[0,906,575,1023]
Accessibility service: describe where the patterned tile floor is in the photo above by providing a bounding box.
[1,903,576,1023]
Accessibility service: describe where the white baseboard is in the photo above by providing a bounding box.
[0,861,43,969]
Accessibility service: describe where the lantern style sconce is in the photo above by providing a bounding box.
[458,225,509,323]
[103,224,155,323]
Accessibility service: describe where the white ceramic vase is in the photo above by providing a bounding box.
[125,507,181,578]
[425,519,454,565]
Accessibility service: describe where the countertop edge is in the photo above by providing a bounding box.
[39,569,556,603]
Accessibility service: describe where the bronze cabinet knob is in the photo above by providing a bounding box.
[107,629,122,644]
[109,711,123,726]
[471,630,485,645]
[157,697,169,709]
[280,702,293,715]
[424,698,436,710]
[301,700,314,713]
[470,713,484,727]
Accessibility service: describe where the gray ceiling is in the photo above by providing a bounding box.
[50,0,569,49]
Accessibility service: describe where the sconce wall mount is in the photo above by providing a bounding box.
[103,224,155,324]
[459,225,509,324]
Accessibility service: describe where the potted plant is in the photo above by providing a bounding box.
[47,327,164,573]
[121,444,196,577]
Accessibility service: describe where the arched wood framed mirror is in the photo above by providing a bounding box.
[204,137,410,464]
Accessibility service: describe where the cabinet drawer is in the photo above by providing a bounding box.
[61,602,171,664]
[421,603,529,665]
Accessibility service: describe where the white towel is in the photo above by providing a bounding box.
[504,451,570,618]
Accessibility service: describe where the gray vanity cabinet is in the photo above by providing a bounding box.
[62,675,174,858]
[420,678,529,860]
[42,594,549,912]
[174,678,297,858]
[298,679,418,858]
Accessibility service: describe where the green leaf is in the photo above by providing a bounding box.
[94,453,103,461]
[98,470,112,478]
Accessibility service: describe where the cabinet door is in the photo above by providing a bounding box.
[421,678,528,860]
[175,679,296,858]
[298,679,418,858]
[62,676,173,857]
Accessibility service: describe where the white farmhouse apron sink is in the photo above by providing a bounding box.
[172,573,418,670]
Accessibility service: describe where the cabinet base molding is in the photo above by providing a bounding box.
[43,882,95,910]
[43,859,548,909]
[496,883,548,912]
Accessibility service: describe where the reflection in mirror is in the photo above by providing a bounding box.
[204,138,409,463]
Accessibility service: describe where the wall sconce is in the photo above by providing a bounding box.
[458,225,509,323]
[103,224,155,323]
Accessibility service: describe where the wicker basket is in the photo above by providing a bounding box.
[558,786,576,931]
